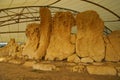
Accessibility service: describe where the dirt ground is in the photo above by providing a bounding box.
[0,62,120,80]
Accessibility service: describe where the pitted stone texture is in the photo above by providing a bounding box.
[45,12,75,60]
[76,11,105,62]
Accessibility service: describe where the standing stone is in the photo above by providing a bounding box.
[22,23,40,59]
[45,12,75,60]
[105,30,120,61]
[34,8,52,60]
[76,10,105,62]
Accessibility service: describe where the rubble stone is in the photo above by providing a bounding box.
[23,61,36,67]
[67,54,81,63]
[81,57,94,63]
[72,65,85,73]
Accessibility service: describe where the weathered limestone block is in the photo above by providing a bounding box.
[67,54,81,63]
[0,38,18,57]
[23,61,36,67]
[34,8,52,60]
[33,63,56,71]
[105,30,120,62]
[76,10,105,62]
[8,59,24,65]
[81,57,94,63]
[0,57,8,62]
[45,12,75,60]
[22,23,40,59]
[70,34,76,44]
[87,66,117,75]
[72,65,85,73]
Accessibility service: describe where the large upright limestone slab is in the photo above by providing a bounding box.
[22,23,40,59]
[45,12,75,60]
[105,30,120,61]
[34,8,52,60]
[76,11,105,62]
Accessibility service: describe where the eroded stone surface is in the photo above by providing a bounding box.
[76,11,105,62]
[45,12,75,60]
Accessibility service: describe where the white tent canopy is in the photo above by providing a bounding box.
[0,0,120,43]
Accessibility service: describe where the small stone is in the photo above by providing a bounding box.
[23,61,36,67]
[67,54,81,63]
[72,65,85,73]
[87,66,117,75]
[8,59,24,65]
[81,57,94,63]
[0,57,7,62]
[33,63,56,71]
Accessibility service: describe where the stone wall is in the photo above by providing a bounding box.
[1,8,120,64]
